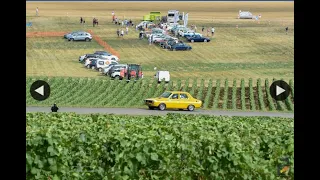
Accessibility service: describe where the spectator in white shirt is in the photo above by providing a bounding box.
[211,27,215,36]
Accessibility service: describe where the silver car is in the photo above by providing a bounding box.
[68,32,92,42]
[64,31,85,39]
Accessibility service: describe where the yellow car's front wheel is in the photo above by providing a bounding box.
[158,103,166,111]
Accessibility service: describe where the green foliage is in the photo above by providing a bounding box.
[26,113,294,180]
[182,78,190,92]
[222,79,229,110]
[189,78,198,97]
[196,79,205,101]
[257,79,266,111]
[231,79,237,110]
[265,79,276,111]
[203,79,213,109]
[212,79,221,109]
[240,79,246,110]
[248,78,256,111]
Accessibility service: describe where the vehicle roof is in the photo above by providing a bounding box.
[158,71,169,73]
[165,91,189,94]
[95,51,109,53]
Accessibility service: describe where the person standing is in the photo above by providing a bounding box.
[151,34,154,44]
[117,29,120,37]
[121,29,124,38]
[139,31,142,39]
[80,17,83,24]
[112,11,115,22]
[149,35,152,45]
[36,7,39,16]
[202,26,204,32]
[51,103,59,112]
[125,26,129,35]
[211,27,215,36]
[285,27,288,35]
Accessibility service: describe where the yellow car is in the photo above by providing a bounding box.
[144,91,202,111]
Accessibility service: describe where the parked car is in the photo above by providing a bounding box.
[102,64,116,75]
[64,31,84,39]
[95,59,118,71]
[186,35,210,43]
[110,68,122,79]
[183,32,203,38]
[93,51,118,60]
[161,39,178,49]
[178,28,192,36]
[79,54,101,62]
[170,42,192,51]
[68,32,92,41]
[144,91,202,111]
[107,64,128,76]
[153,35,172,43]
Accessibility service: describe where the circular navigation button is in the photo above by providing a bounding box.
[270,80,291,101]
[30,80,50,101]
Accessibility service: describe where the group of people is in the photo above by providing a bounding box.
[116,27,129,37]
[114,18,134,27]
[201,26,215,36]
[79,17,98,27]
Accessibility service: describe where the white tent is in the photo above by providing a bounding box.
[239,11,253,19]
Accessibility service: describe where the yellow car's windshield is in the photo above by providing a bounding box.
[160,92,172,98]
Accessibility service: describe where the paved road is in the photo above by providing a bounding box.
[26,107,294,118]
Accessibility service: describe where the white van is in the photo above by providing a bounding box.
[95,59,118,71]
[101,55,120,61]
[154,71,170,83]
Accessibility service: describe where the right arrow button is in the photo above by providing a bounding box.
[270,80,291,101]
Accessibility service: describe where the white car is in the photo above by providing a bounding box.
[99,54,120,61]
[152,34,167,42]
[110,68,122,79]
[183,32,203,38]
[179,30,193,36]
[101,64,115,75]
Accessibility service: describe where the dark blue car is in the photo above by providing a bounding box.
[186,35,210,43]
[170,42,192,51]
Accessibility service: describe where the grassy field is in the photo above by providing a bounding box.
[26,2,294,81]
[26,76,294,112]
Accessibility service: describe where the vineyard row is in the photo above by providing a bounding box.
[26,77,294,111]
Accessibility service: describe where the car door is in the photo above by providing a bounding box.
[97,60,104,69]
[179,93,191,109]
[166,93,179,109]
[77,33,84,41]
